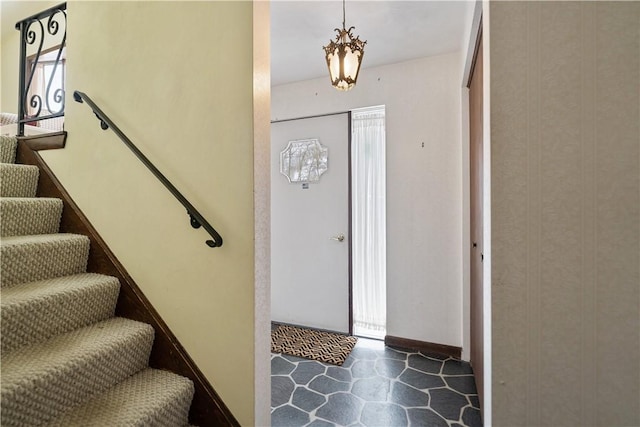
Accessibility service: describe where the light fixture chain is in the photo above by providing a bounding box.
[342,0,346,29]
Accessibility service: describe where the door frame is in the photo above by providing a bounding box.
[462,0,491,423]
[271,111,354,335]
[468,24,484,417]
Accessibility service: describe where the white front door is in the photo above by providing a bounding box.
[271,113,350,333]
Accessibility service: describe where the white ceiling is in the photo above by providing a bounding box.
[271,0,475,86]
[2,1,475,87]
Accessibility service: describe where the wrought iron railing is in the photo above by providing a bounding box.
[73,90,223,248]
[16,2,67,136]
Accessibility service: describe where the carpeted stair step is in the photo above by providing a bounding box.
[0,233,90,288]
[1,273,120,354]
[0,135,198,425]
[1,197,63,237]
[0,163,39,197]
[1,135,18,163]
[49,368,195,426]
[1,317,154,426]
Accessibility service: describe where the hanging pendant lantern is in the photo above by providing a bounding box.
[323,0,366,91]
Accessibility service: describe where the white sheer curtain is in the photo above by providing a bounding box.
[352,106,386,338]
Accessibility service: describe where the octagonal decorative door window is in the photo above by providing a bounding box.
[279,138,328,183]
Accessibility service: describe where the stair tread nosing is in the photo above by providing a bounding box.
[1,273,121,354]
[0,233,90,288]
[49,368,195,427]
[0,163,39,197]
[1,197,64,237]
[1,317,155,426]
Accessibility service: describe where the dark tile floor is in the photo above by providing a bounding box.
[271,338,482,427]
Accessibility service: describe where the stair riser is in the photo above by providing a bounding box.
[1,322,154,426]
[0,236,90,287]
[1,276,120,354]
[1,198,63,237]
[0,164,39,197]
[0,136,17,163]
[49,369,194,427]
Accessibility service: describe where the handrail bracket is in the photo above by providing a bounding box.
[189,213,202,229]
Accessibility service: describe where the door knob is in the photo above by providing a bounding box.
[330,233,345,242]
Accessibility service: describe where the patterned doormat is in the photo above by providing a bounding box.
[271,324,358,366]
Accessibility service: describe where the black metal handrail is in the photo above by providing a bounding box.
[16,2,67,136]
[73,90,223,248]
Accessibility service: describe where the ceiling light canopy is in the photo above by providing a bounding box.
[323,0,366,91]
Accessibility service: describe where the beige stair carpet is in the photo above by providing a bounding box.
[1,273,120,353]
[50,368,195,427]
[0,135,17,163]
[1,318,155,425]
[0,233,90,288]
[0,163,39,197]
[1,197,63,236]
[0,136,195,426]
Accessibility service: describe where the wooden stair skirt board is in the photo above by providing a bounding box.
[15,138,239,427]
[385,335,462,360]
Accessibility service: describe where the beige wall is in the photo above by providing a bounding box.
[32,2,255,424]
[490,2,639,425]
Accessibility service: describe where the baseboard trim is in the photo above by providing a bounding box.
[16,141,239,427]
[385,335,462,359]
